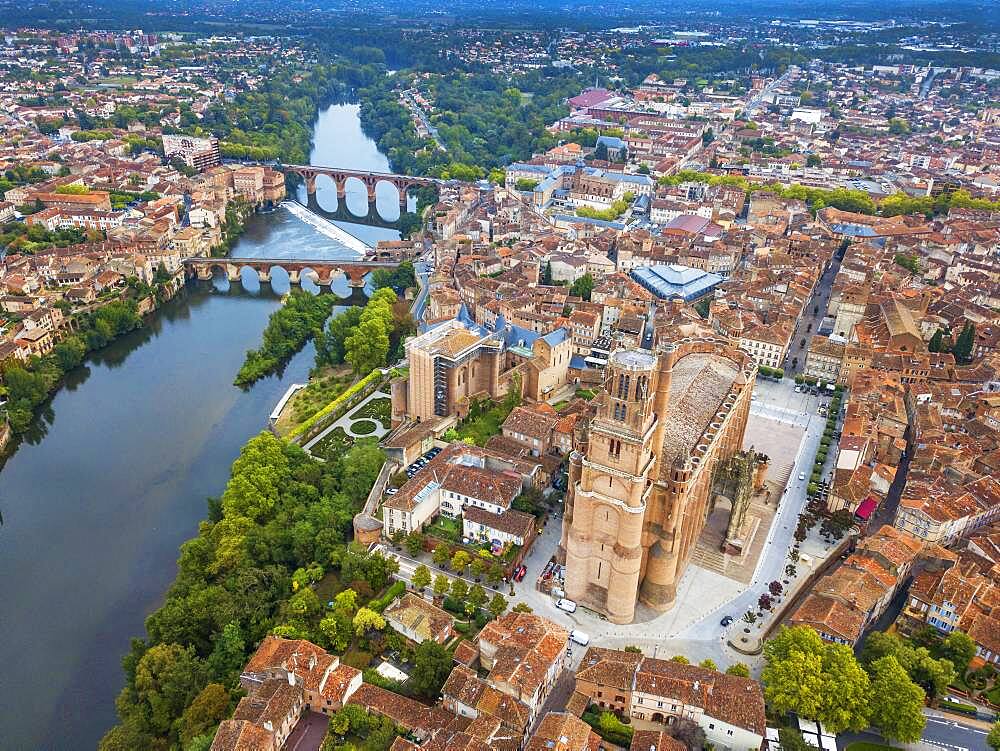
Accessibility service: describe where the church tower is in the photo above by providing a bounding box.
[563,349,660,623]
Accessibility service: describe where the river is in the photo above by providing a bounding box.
[0,103,394,750]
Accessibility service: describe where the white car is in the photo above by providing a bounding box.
[798,473,806,481]
[556,598,577,613]
[570,629,590,646]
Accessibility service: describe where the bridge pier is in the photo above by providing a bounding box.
[305,174,317,195]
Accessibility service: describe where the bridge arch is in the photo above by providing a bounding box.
[298,266,322,295]
[312,173,340,213]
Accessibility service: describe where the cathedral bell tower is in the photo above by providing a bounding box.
[563,349,660,623]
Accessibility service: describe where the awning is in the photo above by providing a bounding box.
[855,496,878,520]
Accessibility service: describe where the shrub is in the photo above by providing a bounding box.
[939,699,977,715]
[369,581,406,613]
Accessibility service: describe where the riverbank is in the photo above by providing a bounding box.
[0,274,185,442]
[0,100,405,750]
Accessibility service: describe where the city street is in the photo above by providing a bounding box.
[785,241,844,375]
[838,709,992,751]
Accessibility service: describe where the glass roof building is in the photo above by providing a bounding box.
[629,263,723,301]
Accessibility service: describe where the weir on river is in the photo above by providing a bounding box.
[0,102,400,750]
[280,199,371,253]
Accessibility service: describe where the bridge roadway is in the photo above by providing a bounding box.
[183,256,399,289]
[280,163,445,211]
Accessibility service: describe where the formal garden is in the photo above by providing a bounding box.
[304,393,393,460]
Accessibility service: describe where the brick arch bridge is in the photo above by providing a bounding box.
[282,164,441,212]
[183,257,399,289]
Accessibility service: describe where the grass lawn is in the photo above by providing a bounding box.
[274,366,354,433]
[427,516,462,543]
[351,419,378,435]
[342,646,374,670]
[315,571,345,604]
[575,388,596,400]
[552,399,569,411]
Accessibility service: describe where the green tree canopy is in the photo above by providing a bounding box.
[411,640,452,699]
[869,655,926,743]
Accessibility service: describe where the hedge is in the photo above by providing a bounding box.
[369,581,406,613]
[289,368,384,441]
[938,699,977,715]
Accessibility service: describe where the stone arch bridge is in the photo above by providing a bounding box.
[183,257,399,289]
[282,164,442,213]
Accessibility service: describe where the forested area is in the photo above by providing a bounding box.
[234,290,339,387]
[314,288,415,374]
[194,61,380,165]
[98,432,390,751]
[359,67,581,178]
[0,300,143,432]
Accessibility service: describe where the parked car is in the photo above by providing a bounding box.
[385,487,398,495]
[556,598,577,613]
[570,629,590,646]
[514,565,527,582]
[798,473,806,481]
[720,615,733,627]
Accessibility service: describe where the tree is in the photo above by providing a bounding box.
[743,610,758,625]
[433,574,450,598]
[489,593,508,619]
[470,557,486,581]
[939,630,976,675]
[333,589,359,615]
[179,683,230,747]
[432,544,450,568]
[353,607,386,636]
[769,580,783,597]
[512,602,533,613]
[777,728,819,751]
[569,273,594,301]
[486,563,504,587]
[467,584,487,614]
[988,721,1000,750]
[451,550,471,573]
[869,655,926,743]
[319,612,353,653]
[928,329,946,353]
[670,655,690,664]
[450,577,469,600]
[762,626,873,733]
[411,640,452,699]
[624,645,643,653]
[411,564,432,591]
[404,531,425,558]
[543,260,553,285]
[696,657,718,672]
[133,643,206,736]
[726,663,751,678]
[952,322,975,364]
[345,318,389,375]
[667,716,706,751]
